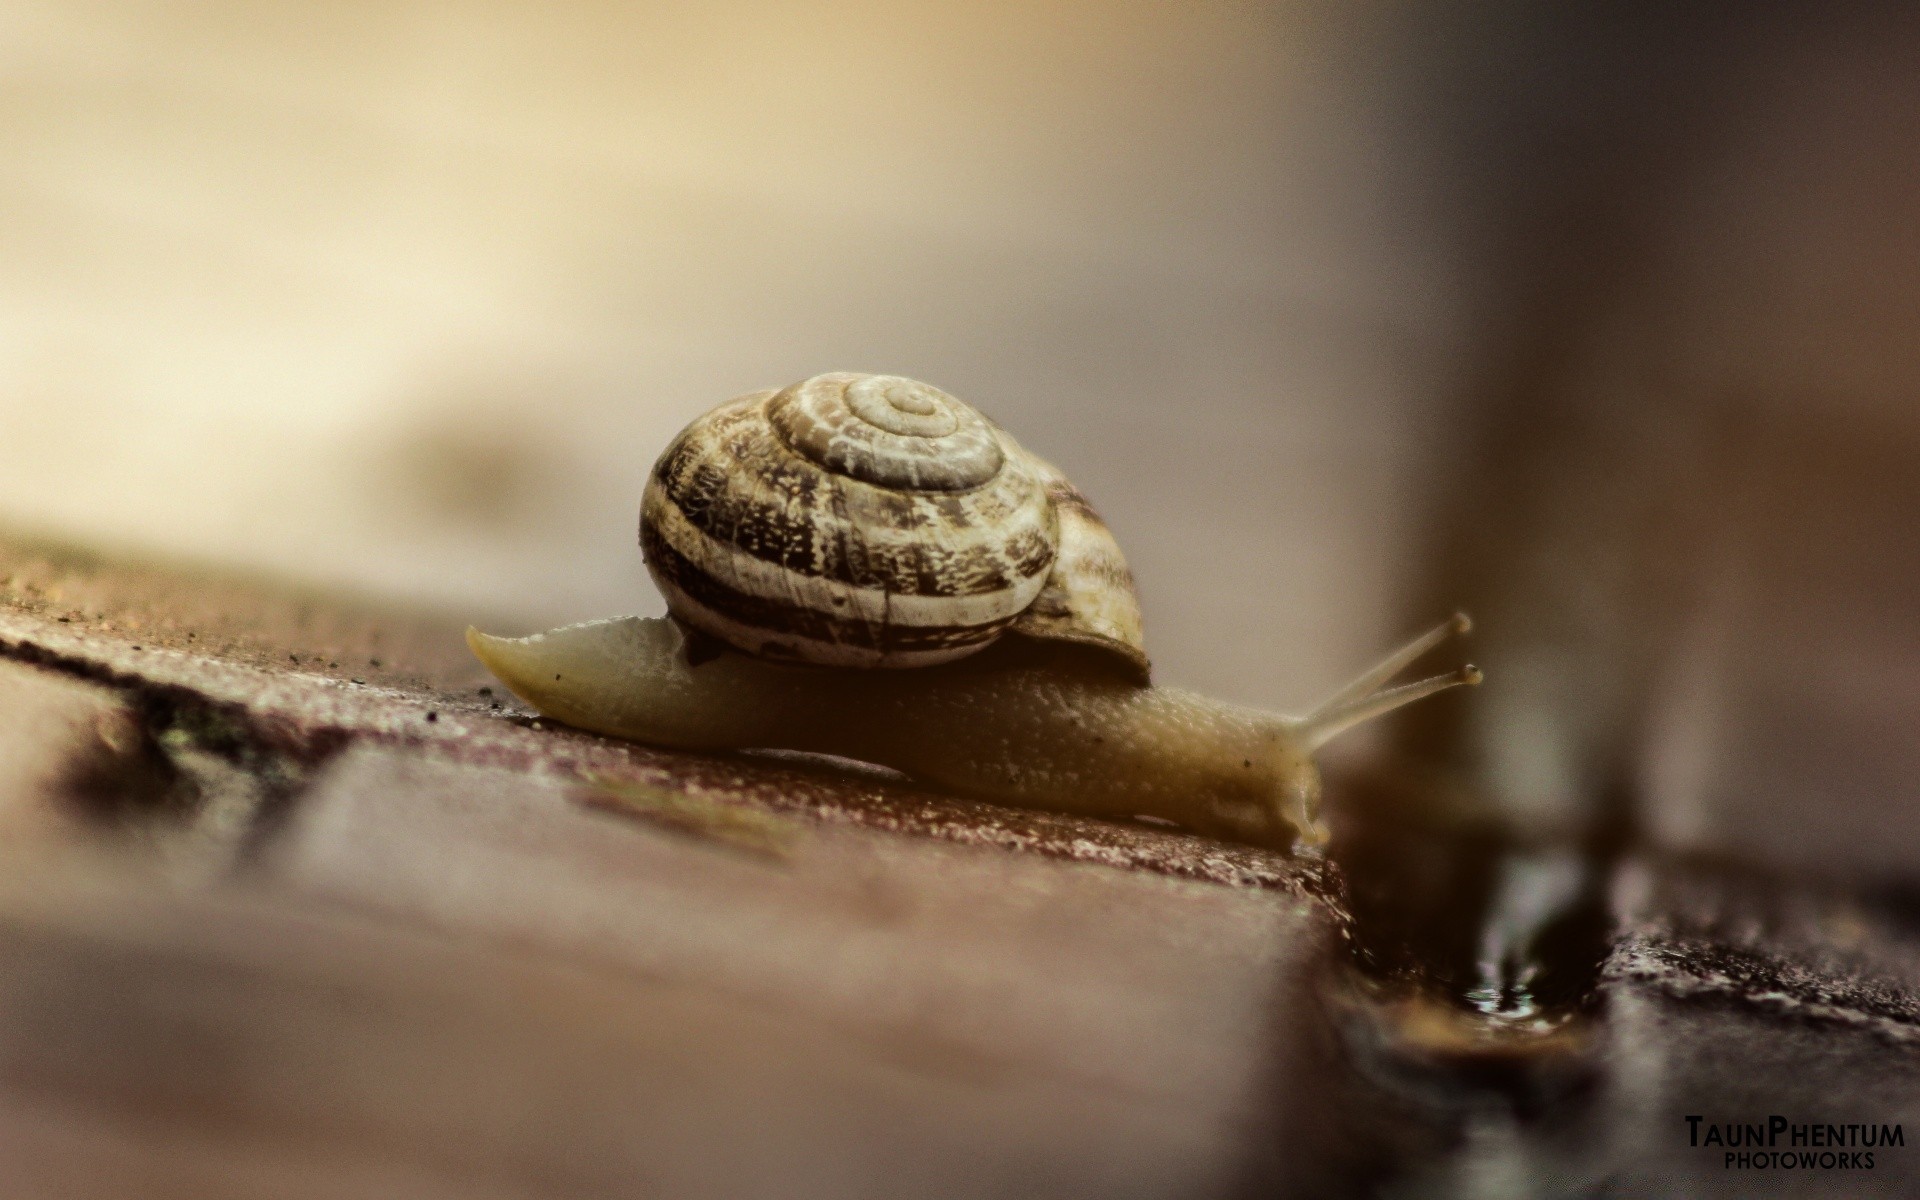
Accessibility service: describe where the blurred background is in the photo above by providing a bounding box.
[0,0,1464,703]
[2,1,1918,878]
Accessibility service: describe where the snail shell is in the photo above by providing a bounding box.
[640,372,1150,680]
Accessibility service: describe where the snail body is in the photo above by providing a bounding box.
[469,372,1479,852]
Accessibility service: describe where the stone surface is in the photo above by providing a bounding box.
[268,746,1331,1126]
[1365,859,1920,1198]
[0,531,1331,894]
[0,873,1291,1200]
[9,528,1920,1197]
[1588,861,1920,1197]
[0,529,1363,1196]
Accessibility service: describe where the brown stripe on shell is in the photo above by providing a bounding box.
[644,521,1016,657]
[650,391,1056,597]
[1044,483,1102,521]
[643,476,1045,629]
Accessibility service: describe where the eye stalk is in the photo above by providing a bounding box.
[1291,614,1481,753]
[1253,614,1480,848]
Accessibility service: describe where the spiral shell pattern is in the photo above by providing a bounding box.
[768,373,1005,491]
[641,373,1059,668]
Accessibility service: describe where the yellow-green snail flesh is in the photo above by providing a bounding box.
[469,373,1479,851]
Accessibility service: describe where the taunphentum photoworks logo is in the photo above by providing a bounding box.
[1687,1116,1904,1172]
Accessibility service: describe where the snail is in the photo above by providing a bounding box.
[467,372,1479,851]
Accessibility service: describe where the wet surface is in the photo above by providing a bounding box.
[4,528,1920,1197]
[1311,766,1920,1197]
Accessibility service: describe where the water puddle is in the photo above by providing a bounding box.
[1314,771,1630,1191]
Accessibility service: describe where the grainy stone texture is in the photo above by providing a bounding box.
[1610,862,1920,1041]
[11,528,1920,1198]
[0,530,1359,1197]
[1586,862,1920,1198]
[1369,860,1920,1199]
[0,532,1331,893]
